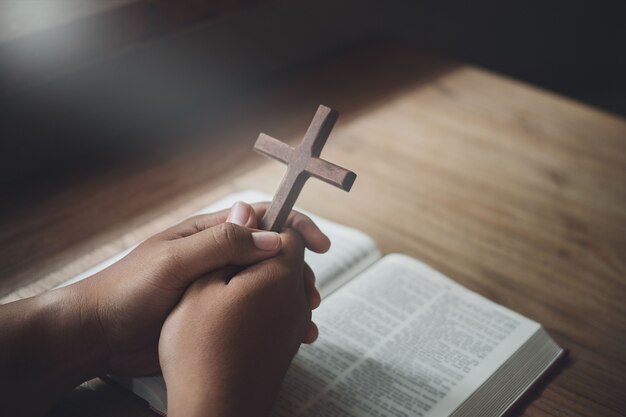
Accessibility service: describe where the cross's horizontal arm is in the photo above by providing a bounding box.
[306,157,356,191]
[254,133,293,163]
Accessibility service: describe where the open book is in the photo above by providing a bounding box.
[60,190,565,416]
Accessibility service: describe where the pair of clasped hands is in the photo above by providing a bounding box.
[0,202,329,417]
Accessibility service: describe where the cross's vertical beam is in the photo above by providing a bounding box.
[300,106,339,157]
[259,168,309,232]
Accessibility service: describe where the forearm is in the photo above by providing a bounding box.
[0,283,107,417]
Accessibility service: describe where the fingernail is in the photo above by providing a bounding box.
[252,231,281,251]
[227,202,248,226]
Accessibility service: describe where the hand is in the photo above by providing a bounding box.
[76,202,328,376]
[0,201,327,417]
[159,228,316,417]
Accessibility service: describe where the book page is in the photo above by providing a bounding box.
[272,254,541,417]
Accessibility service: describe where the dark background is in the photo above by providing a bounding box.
[1,0,625,212]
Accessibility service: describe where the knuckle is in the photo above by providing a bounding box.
[212,222,244,256]
[296,211,313,224]
[252,201,271,215]
[186,214,205,231]
[244,261,290,294]
[304,264,316,283]
[270,260,293,281]
[267,259,302,293]
[140,235,161,248]
[284,229,305,252]
[291,210,312,228]
[155,241,183,274]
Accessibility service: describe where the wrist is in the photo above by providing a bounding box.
[166,385,238,417]
[165,372,214,416]
[0,284,109,416]
[165,372,273,417]
[38,282,110,382]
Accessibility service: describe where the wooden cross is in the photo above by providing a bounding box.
[254,105,357,232]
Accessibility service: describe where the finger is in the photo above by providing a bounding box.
[289,213,330,253]
[275,228,306,271]
[158,201,330,254]
[187,266,240,293]
[157,201,259,240]
[304,263,321,310]
[226,201,259,229]
[251,203,331,253]
[166,222,282,286]
[157,209,232,239]
[228,228,305,289]
[302,322,319,344]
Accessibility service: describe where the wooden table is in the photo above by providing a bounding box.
[1,43,625,417]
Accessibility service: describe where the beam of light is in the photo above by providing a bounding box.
[0,0,135,43]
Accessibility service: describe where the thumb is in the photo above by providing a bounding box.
[167,222,281,285]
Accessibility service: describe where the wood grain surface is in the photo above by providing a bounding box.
[1,43,624,416]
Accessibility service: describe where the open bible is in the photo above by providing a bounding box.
[60,190,565,416]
